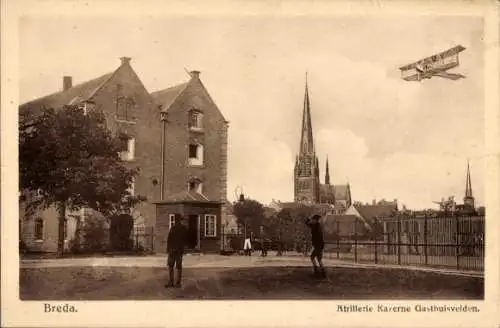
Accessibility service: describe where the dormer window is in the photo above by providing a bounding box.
[188,143,203,166]
[188,110,203,131]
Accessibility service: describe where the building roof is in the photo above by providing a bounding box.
[263,206,277,218]
[154,190,221,204]
[151,82,189,112]
[334,185,350,200]
[20,71,115,114]
[323,214,370,237]
[354,204,397,221]
[323,214,360,224]
[320,184,335,201]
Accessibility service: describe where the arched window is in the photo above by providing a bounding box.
[34,218,44,241]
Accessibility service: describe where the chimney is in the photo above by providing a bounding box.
[190,70,200,79]
[63,76,72,91]
[372,199,376,205]
[120,57,131,65]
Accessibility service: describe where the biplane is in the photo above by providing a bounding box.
[399,45,466,82]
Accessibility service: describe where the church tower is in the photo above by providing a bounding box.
[463,160,475,209]
[294,75,320,203]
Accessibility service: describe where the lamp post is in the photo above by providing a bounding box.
[160,110,168,201]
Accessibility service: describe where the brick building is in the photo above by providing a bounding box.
[19,57,228,253]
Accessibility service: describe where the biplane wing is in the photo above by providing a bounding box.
[399,45,466,81]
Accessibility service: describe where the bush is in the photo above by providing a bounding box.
[82,216,109,253]
[68,213,109,254]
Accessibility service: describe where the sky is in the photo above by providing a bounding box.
[19,15,485,210]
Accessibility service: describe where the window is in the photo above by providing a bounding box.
[204,215,217,237]
[188,110,203,130]
[115,88,136,122]
[169,214,175,229]
[119,136,135,161]
[188,144,204,166]
[34,218,44,241]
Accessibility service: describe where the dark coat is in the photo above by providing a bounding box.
[167,223,188,253]
[306,218,324,247]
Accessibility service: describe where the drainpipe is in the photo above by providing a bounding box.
[160,111,168,200]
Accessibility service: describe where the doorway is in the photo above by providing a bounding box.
[187,214,199,249]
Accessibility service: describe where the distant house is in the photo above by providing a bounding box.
[322,214,369,241]
[345,202,398,226]
[19,58,229,254]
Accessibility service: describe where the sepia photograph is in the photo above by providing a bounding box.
[2,1,500,327]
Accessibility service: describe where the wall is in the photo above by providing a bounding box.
[91,62,162,229]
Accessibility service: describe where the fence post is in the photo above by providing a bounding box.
[424,214,428,266]
[456,214,460,270]
[397,215,401,265]
[374,223,378,264]
[354,218,358,263]
[336,220,340,259]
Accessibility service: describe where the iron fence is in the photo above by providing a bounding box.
[323,215,484,272]
[131,226,155,253]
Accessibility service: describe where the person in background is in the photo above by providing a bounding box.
[165,214,188,288]
[306,214,326,278]
[243,235,252,256]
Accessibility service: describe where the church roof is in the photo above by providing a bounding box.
[319,184,335,201]
[151,82,189,112]
[334,185,350,200]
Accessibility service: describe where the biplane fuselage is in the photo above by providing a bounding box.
[399,45,466,81]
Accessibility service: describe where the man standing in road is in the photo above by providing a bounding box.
[165,214,188,288]
[306,214,326,278]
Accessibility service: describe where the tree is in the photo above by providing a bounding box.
[19,105,144,256]
[274,204,316,254]
[232,198,265,238]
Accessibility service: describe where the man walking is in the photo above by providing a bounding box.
[306,214,326,278]
[165,214,188,288]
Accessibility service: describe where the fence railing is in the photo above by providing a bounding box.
[131,226,155,253]
[323,215,484,272]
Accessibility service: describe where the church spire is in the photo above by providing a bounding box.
[463,159,475,209]
[325,156,330,185]
[465,159,473,198]
[299,72,314,155]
